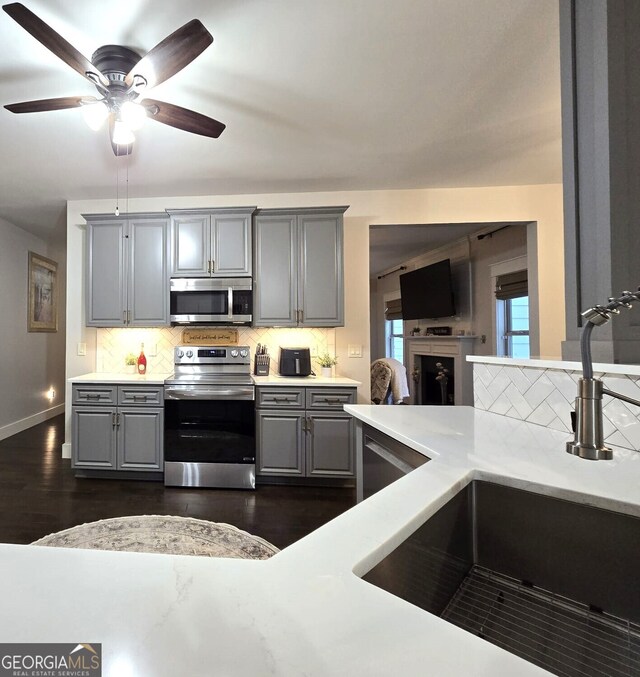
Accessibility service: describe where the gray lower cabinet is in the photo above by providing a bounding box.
[253,207,347,327]
[168,207,255,277]
[85,212,170,327]
[72,384,163,473]
[256,386,356,480]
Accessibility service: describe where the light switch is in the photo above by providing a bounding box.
[77,342,86,356]
[348,344,363,358]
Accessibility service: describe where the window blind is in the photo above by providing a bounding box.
[495,270,528,300]
[384,297,403,320]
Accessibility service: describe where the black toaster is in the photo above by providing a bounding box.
[278,347,312,377]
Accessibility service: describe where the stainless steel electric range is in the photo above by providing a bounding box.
[164,346,255,489]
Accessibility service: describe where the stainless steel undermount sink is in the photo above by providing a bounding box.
[362,481,640,677]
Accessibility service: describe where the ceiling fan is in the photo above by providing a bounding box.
[2,3,226,155]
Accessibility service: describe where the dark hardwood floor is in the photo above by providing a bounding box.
[0,415,356,549]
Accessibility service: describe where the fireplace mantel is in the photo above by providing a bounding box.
[405,336,478,405]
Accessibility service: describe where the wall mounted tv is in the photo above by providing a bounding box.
[399,259,456,320]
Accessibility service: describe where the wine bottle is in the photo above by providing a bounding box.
[137,343,147,375]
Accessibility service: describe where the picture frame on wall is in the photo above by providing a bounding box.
[28,251,58,332]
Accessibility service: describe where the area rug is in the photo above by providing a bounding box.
[31,515,279,559]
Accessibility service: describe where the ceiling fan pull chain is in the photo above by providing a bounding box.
[115,154,119,216]
[126,154,129,217]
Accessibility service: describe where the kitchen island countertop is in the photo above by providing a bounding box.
[2,406,638,675]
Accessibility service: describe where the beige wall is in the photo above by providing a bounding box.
[64,184,564,451]
[0,216,66,439]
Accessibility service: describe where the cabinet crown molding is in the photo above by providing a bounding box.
[254,206,349,216]
[165,207,257,216]
[82,211,167,222]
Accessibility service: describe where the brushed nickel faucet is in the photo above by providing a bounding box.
[567,290,640,460]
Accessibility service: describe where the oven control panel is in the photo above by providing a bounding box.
[174,345,250,365]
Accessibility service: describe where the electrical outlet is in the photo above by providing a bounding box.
[148,343,158,356]
[310,345,318,357]
[348,344,363,358]
[77,342,86,356]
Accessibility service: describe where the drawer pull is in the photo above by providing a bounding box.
[274,396,293,403]
[132,395,149,401]
[85,394,102,400]
[323,397,341,404]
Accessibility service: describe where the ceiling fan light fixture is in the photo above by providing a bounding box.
[81,100,109,131]
[112,118,135,146]
[120,100,147,130]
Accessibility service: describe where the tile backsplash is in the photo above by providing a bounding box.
[473,362,640,452]
[96,326,335,375]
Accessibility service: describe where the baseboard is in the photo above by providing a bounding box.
[0,404,65,442]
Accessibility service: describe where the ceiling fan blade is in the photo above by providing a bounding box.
[5,95,97,114]
[142,98,225,138]
[108,114,133,157]
[124,19,212,90]
[2,3,109,88]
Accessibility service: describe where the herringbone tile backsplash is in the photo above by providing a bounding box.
[96,327,335,375]
[473,362,640,452]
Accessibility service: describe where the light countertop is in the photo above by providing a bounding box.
[69,372,173,385]
[253,374,360,386]
[70,373,361,387]
[467,354,640,376]
[2,406,639,675]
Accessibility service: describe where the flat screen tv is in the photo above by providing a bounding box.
[399,259,456,320]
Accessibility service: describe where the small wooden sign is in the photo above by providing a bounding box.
[181,328,239,346]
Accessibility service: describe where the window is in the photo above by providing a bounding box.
[384,296,403,363]
[498,295,530,358]
[495,268,529,358]
[386,318,404,362]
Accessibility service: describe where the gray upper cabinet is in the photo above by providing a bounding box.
[169,207,255,277]
[253,214,298,326]
[85,213,169,327]
[253,207,347,327]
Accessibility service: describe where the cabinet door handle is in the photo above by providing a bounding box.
[127,309,131,324]
[112,412,116,427]
[308,417,314,435]
[300,309,303,324]
[116,413,121,426]
[211,259,215,273]
[123,310,127,324]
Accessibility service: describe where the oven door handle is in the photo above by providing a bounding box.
[164,386,255,401]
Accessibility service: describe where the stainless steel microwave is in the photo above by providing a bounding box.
[170,278,252,325]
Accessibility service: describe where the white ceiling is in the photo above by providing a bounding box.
[0,0,562,238]
[369,223,494,276]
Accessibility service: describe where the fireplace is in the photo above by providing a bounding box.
[405,336,478,406]
[420,355,455,405]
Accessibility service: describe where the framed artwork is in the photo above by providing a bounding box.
[28,252,58,332]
